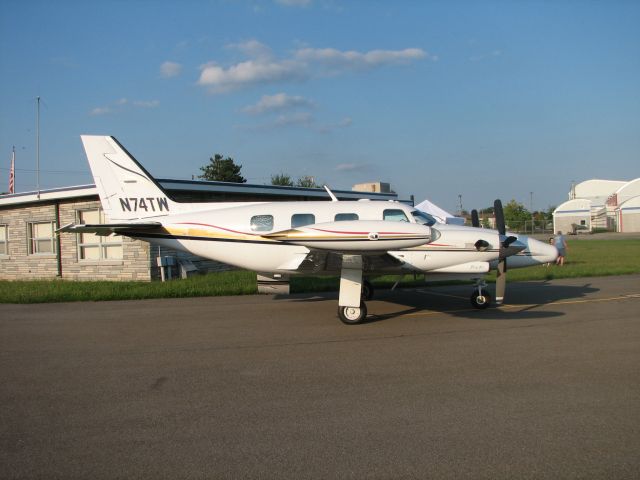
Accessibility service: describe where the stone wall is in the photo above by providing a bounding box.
[0,203,59,279]
[0,197,231,281]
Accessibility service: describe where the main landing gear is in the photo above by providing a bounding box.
[337,276,373,325]
[337,255,371,325]
[470,280,492,309]
[338,302,368,325]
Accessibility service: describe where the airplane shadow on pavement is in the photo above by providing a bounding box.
[280,280,600,323]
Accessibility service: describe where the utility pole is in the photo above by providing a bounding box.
[36,96,41,199]
[530,191,534,233]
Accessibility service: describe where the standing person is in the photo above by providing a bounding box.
[545,237,554,267]
[554,231,568,266]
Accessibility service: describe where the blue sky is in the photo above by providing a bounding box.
[1,0,639,212]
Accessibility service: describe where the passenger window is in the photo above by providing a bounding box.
[383,209,409,222]
[291,213,315,228]
[250,215,274,232]
[335,213,359,221]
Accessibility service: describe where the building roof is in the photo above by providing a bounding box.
[0,179,399,208]
[572,179,628,200]
[553,198,592,216]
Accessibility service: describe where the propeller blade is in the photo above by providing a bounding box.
[471,209,480,228]
[495,259,506,305]
[494,199,505,236]
[502,235,518,248]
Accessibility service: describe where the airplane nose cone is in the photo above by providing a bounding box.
[529,238,559,263]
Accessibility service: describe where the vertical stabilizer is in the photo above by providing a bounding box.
[81,135,177,220]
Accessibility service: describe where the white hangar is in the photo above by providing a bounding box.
[553,178,640,233]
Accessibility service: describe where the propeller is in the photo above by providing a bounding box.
[471,209,480,228]
[494,199,508,305]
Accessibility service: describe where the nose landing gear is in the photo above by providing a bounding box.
[470,280,492,309]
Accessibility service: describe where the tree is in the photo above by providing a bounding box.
[198,154,246,183]
[271,173,294,186]
[296,176,318,188]
[503,199,531,228]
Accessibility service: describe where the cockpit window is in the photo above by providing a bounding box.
[383,209,409,222]
[411,210,437,226]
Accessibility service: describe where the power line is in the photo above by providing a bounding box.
[0,166,90,174]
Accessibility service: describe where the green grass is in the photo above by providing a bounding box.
[0,270,257,304]
[1,239,638,303]
[486,239,640,282]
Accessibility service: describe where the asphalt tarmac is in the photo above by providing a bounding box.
[2,275,639,479]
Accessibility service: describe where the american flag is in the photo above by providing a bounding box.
[8,147,15,194]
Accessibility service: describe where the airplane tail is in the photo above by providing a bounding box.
[81,135,178,221]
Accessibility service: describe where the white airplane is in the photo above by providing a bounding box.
[59,136,557,324]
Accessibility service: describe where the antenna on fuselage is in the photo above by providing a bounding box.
[324,185,338,202]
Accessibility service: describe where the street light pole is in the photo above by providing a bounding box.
[530,191,534,234]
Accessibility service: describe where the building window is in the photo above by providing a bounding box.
[0,224,7,255]
[383,209,409,222]
[291,213,315,228]
[77,209,123,260]
[28,221,56,255]
[250,215,274,232]
[335,213,359,221]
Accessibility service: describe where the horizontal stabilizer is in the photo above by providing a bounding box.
[57,222,162,236]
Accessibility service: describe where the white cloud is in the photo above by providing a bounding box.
[316,117,353,134]
[243,93,315,115]
[469,50,502,62]
[198,59,306,93]
[335,162,369,172]
[160,61,182,77]
[90,106,112,116]
[197,43,429,94]
[133,100,160,108]
[89,98,159,116]
[295,47,428,71]
[227,40,273,60]
[274,111,314,127]
[275,0,312,6]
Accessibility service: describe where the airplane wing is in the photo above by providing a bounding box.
[57,222,163,236]
[278,250,404,273]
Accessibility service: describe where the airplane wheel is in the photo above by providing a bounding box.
[362,280,374,301]
[470,291,492,309]
[338,303,368,325]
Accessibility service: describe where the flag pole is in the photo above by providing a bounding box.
[9,146,16,194]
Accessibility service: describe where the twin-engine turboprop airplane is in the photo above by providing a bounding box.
[59,136,557,324]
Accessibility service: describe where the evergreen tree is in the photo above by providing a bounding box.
[296,176,317,188]
[198,154,246,183]
[271,173,294,186]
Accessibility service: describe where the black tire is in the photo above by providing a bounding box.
[338,302,368,325]
[362,280,374,301]
[470,290,492,309]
